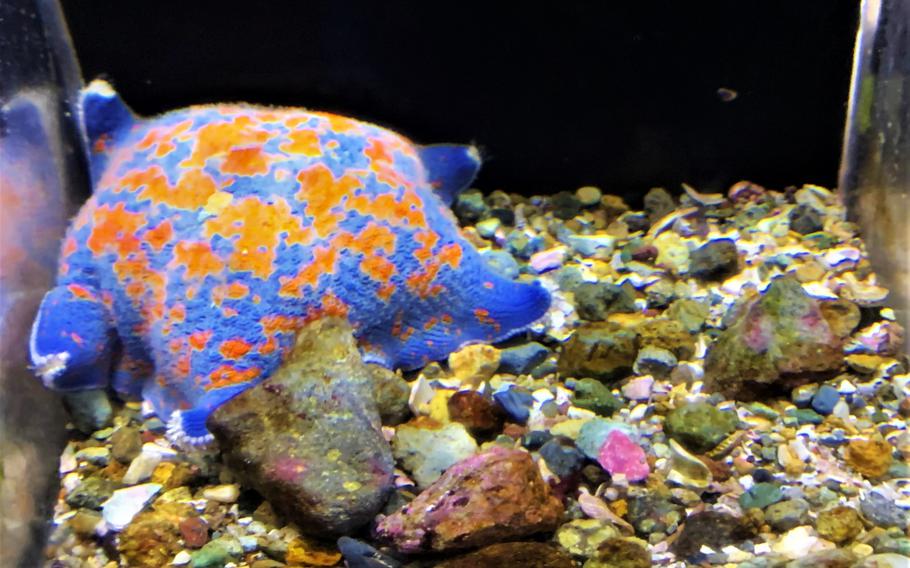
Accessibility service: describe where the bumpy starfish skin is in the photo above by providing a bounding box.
[29,81,550,443]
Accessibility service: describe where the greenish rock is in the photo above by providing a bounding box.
[789,204,824,235]
[820,299,862,338]
[62,389,113,434]
[558,322,638,381]
[475,217,501,238]
[208,318,394,536]
[703,276,844,400]
[666,298,710,333]
[505,229,544,259]
[765,498,810,531]
[868,534,910,556]
[454,188,490,223]
[688,239,739,281]
[739,482,783,510]
[635,319,695,361]
[671,511,757,560]
[75,446,111,466]
[855,554,910,568]
[65,476,119,510]
[803,231,839,249]
[550,191,583,220]
[191,536,243,568]
[570,378,622,416]
[815,506,863,543]
[583,538,651,568]
[665,402,738,454]
[368,364,411,425]
[574,282,637,321]
[626,492,684,537]
[645,279,676,309]
[576,186,603,207]
[643,187,675,223]
[555,518,621,557]
[793,408,824,425]
[392,419,478,488]
[746,402,779,420]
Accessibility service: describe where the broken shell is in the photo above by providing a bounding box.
[667,438,712,489]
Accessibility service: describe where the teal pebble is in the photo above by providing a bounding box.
[794,408,824,425]
[575,418,636,460]
[191,537,243,568]
[739,482,783,510]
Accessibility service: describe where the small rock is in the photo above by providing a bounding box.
[498,342,550,375]
[666,298,710,333]
[794,408,824,425]
[845,354,884,375]
[601,195,630,219]
[448,344,501,387]
[653,232,690,273]
[570,378,622,416]
[765,499,811,531]
[576,419,635,459]
[551,191,583,219]
[62,389,113,433]
[816,506,863,543]
[102,483,162,531]
[856,554,910,568]
[285,536,343,566]
[598,430,649,482]
[635,319,695,361]
[454,189,490,223]
[688,239,739,280]
[672,511,756,560]
[860,491,909,528]
[790,204,824,235]
[584,538,651,568]
[530,247,569,273]
[392,418,478,488]
[555,518,621,558]
[845,438,894,478]
[368,365,411,426]
[565,234,618,257]
[539,437,586,478]
[66,476,119,510]
[785,549,859,568]
[505,229,544,259]
[811,385,840,415]
[202,484,239,503]
[180,516,209,549]
[68,509,103,537]
[482,249,521,279]
[820,299,862,338]
[375,447,564,553]
[447,390,504,436]
[626,492,684,537]
[493,387,535,424]
[739,482,783,510]
[633,346,677,378]
[110,426,142,463]
[75,446,110,466]
[576,186,603,207]
[665,401,738,454]
[437,542,575,568]
[558,322,638,381]
[522,430,554,451]
[644,187,675,223]
[704,276,844,400]
[574,282,637,321]
[772,526,824,560]
[190,536,243,568]
[337,536,402,568]
[475,217,501,238]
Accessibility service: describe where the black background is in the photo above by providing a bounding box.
[61,1,859,202]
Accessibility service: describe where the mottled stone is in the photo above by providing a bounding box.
[688,239,739,281]
[635,319,695,361]
[845,438,893,478]
[555,518,621,558]
[584,538,652,568]
[539,437,586,478]
[375,447,563,553]
[62,389,113,434]
[208,318,394,536]
[117,506,189,568]
[190,536,243,568]
[570,378,622,416]
[498,342,550,375]
[815,506,863,543]
[633,346,677,378]
[493,387,535,424]
[861,491,909,528]
[110,426,142,463]
[447,390,504,436]
[666,298,710,333]
[368,365,411,426]
[65,476,119,510]
[739,482,783,510]
[448,344,501,387]
[392,418,478,488]
[790,204,824,235]
[436,542,575,568]
[671,511,757,560]
[765,498,810,531]
[626,492,683,537]
[644,187,676,223]
[558,322,638,381]
[819,299,861,338]
[180,516,209,549]
[574,282,637,321]
[665,402,738,454]
[704,276,844,399]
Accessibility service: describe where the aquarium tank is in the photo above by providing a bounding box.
[1,1,908,567]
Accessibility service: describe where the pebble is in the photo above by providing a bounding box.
[436,542,575,568]
[688,238,739,280]
[74,447,110,466]
[739,482,783,510]
[576,419,635,460]
[62,389,113,433]
[633,347,677,378]
[665,401,738,454]
[558,322,638,381]
[861,491,909,528]
[810,385,841,415]
[555,518,621,558]
[447,390,504,436]
[815,505,863,543]
[392,419,478,488]
[482,248,521,278]
[498,342,550,375]
[448,344,501,387]
[539,437,586,479]
[576,186,603,206]
[65,476,119,510]
[598,430,649,482]
[202,484,240,503]
[493,387,535,424]
[190,536,243,568]
[845,438,894,478]
[569,378,622,416]
[110,425,142,463]
[101,483,162,531]
[764,498,810,531]
[672,511,756,560]
[475,217,501,238]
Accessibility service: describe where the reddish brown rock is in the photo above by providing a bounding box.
[374,446,564,553]
[179,516,209,549]
[447,390,504,436]
[434,542,576,567]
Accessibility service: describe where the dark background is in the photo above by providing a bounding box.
[61,1,859,201]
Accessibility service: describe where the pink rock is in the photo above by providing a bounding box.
[529,247,567,273]
[597,430,649,482]
[621,376,654,400]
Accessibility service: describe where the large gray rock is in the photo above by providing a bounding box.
[208,318,394,536]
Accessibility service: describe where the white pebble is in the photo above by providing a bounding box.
[122,453,161,485]
[203,484,240,503]
[102,483,161,531]
[172,550,192,565]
